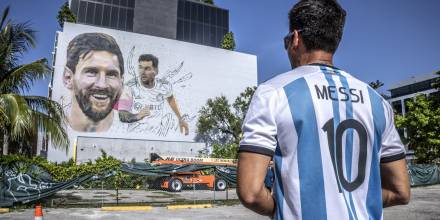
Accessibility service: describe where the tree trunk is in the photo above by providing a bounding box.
[3,132,9,155]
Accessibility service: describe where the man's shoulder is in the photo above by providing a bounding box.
[261,65,322,89]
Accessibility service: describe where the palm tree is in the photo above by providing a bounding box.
[369,80,384,90]
[0,6,68,155]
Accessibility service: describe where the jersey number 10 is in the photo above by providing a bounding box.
[322,118,368,192]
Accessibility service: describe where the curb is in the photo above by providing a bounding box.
[101,206,153,211]
[0,208,9,213]
[167,204,213,210]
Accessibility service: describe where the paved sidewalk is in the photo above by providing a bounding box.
[2,184,439,220]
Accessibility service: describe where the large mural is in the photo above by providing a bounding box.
[49,23,257,161]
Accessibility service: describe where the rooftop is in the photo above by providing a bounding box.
[388,71,439,90]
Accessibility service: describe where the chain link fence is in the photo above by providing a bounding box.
[44,165,238,208]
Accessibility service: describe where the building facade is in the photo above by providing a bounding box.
[388,72,439,116]
[68,0,229,47]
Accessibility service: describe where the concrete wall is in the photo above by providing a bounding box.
[76,136,205,163]
[133,0,178,39]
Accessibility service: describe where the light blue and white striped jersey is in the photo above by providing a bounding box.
[239,64,405,220]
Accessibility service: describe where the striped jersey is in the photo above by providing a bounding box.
[239,64,405,220]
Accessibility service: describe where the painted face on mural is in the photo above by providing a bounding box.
[72,50,123,122]
[139,60,157,85]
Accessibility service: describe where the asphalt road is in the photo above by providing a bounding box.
[2,184,439,220]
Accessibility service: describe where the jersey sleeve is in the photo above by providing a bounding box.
[380,101,406,163]
[239,84,278,157]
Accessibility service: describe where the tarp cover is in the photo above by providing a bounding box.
[0,162,237,206]
[408,163,440,186]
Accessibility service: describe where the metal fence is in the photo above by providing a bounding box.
[44,166,238,208]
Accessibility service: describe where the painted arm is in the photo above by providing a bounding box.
[119,109,150,123]
[237,152,274,217]
[167,95,189,135]
[118,89,150,123]
[381,159,411,207]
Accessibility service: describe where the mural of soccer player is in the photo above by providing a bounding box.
[118,54,189,136]
[62,33,124,132]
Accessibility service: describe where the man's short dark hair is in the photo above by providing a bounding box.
[289,0,346,53]
[138,54,159,69]
[66,33,124,75]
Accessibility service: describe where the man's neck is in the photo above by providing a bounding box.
[141,78,155,89]
[299,50,334,67]
[69,99,114,132]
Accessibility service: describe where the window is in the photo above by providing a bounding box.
[85,2,96,24]
[203,5,210,23]
[126,9,134,31]
[70,0,80,16]
[196,23,203,43]
[177,20,184,40]
[112,0,120,6]
[178,1,184,18]
[392,100,402,115]
[102,5,111,26]
[128,0,135,8]
[185,1,191,19]
[95,3,103,26]
[197,4,203,22]
[190,22,197,42]
[110,6,119,28]
[77,1,87,23]
[184,20,190,41]
[120,0,128,7]
[203,24,211,46]
[118,8,127,30]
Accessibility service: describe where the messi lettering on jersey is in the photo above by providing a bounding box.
[314,85,364,103]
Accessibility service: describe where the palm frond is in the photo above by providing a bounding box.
[0,58,49,94]
[0,93,33,139]
[0,6,9,30]
[23,95,66,124]
[32,111,69,151]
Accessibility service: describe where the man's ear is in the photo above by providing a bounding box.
[292,29,301,49]
[63,66,74,90]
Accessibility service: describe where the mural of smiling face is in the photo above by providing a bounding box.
[69,50,123,122]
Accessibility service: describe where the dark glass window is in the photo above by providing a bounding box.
[118,8,127,30]
[126,9,134,31]
[210,8,217,26]
[216,9,222,26]
[102,5,111,26]
[184,20,190,41]
[110,6,119,28]
[112,0,120,6]
[210,26,216,46]
[404,98,412,114]
[120,0,128,7]
[190,22,197,42]
[85,2,95,25]
[178,1,184,18]
[104,0,112,4]
[191,4,197,20]
[177,20,184,40]
[392,101,402,115]
[95,3,103,26]
[128,0,135,8]
[203,24,211,46]
[197,4,203,22]
[196,23,203,43]
[70,0,80,16]
[223,11,229,28]
[77,1,87,23]
[185,1,191,18]
[203,6,210,23]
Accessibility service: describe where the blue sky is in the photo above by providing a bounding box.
[1,0,439,96]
